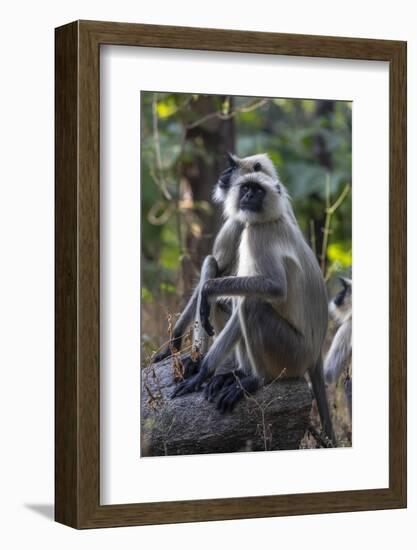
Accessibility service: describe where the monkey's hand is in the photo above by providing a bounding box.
[200,288,215,336]
[204,371,242,402]
[152,347,171,364]
[171,365,209,398]
[152,335,182,364]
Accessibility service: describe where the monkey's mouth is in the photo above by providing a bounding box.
[240,201,263,212]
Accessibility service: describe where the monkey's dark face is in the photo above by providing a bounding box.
[213,152,277,205]
[239,181,266,212]
[329,277,352,322]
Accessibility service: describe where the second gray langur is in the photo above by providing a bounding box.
[152,153,276,372]
[324,277,352,419]
[172,155,336,444]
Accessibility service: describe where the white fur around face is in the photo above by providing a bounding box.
[212,184,228,204]
[225,172,286,225]
[329,284,352,325]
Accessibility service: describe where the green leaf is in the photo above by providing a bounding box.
[157,97,177,118]
[327,242,352,267]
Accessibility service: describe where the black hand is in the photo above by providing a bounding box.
[203,372,235,402]
[152,335,182,363]
[152,347,171,363]
[200,290,214,336]
[171,366,209,398]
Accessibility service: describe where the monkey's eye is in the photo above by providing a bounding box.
[253,162,262,172]
[241,185,249,193]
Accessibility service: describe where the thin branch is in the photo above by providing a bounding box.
[152,93,172,200]
[185,98,270,131]
[307,424,334,449]
[320,177,351,274]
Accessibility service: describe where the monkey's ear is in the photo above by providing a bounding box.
[226,152,238,168]
[338,277,352,289]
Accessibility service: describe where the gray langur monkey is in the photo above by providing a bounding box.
[324,277,352,419]
[152,153,275,372]
[172,156,335,444]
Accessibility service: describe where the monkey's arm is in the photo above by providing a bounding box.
[200,273,287,335]
[212,218,243,274]
[152,286,199,363]
[171,309,241,397]
[153,255,219,363]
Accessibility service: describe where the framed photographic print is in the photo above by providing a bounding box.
[55,20,406,528]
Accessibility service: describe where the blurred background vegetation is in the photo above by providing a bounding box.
[141,91,352,446]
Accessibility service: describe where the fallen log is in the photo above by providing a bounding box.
[141,357,312,456]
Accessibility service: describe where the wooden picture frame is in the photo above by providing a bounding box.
[55,20,407,528]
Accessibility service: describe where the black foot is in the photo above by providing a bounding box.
[171,366,209,398]
[203,370,243,402]
[216,375,259,413]
[180,356,200,380]
[152,336,182,363]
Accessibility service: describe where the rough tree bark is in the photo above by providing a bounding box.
[141,358,312,457]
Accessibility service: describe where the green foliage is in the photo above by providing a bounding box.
[327,242,352,267]
[141,91,352,298]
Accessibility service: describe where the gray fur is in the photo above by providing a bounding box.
[198,165,334,441]
[324,319,352,384]
[324,279,352,419]
[154,154,275,362]
[202,178,328,381]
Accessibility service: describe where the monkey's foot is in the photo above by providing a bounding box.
[179,356,200,380]
[203,370,244,402]
[171,366,209,398]
[216,375,259,413]
[152,336,182,364]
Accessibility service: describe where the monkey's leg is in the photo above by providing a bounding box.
[202,298,237,399]
[200,273,287,336]
[215,343,258,414]
[176,256,219,380]
[153,255,218,364]
[171,309,241,398]
[309,359,336,445]
[152,287,198,363]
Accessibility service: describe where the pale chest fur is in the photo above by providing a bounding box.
[237,228,258,276]
[237,221,307,337]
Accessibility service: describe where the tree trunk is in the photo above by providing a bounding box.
[141,358,312,457]
[311,99,335,262]
[182,95,235,269]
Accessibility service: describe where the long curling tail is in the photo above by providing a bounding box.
[310,358,336,445]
